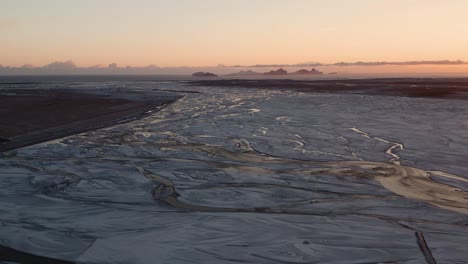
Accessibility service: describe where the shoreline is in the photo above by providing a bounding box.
[0,89,180,152]
[189,78,468,100]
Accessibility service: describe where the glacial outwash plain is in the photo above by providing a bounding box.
[1,77,468,263]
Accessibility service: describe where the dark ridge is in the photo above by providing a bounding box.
[415,232,437,264]
[192,72,218,77]
[0,245,74,264]
[153,88,202,94]
[0,137,10,143]
[188,78,468,100]
[0,82,42,85]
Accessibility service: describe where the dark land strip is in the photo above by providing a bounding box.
[189,78,468,100]
[0,89,180,152]
[0,245,75,264]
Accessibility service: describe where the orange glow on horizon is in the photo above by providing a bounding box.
[2,0,468,70]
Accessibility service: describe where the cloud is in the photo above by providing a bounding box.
[239,60,466,68]
[43,60,77,71]
[332,60,466,66]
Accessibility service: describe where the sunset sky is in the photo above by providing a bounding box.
[2,0,468,67]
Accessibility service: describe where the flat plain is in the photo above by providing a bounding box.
[1,78,468,263]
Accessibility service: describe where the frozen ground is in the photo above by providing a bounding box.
[1,80,468,263]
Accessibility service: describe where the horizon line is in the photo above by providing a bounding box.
[1,60,466,69]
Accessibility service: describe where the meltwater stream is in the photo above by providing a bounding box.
[1,80,468,263]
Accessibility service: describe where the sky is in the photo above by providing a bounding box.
[2,0,468,67]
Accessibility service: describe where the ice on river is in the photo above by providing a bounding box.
[1,81,468,263]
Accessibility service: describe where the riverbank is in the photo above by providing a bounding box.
[0,89,179,152]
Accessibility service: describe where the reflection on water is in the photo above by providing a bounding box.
[1,81,468,263]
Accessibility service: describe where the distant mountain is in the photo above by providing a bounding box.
[264,68,288,76]
[192,72,218,77]
[291,68,323,75]
[225,70,260,76]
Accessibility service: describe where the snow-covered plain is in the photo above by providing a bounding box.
[1,81,468,263]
